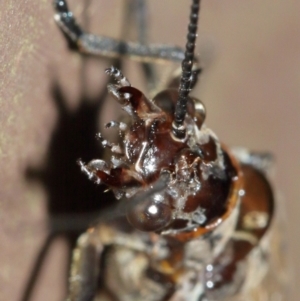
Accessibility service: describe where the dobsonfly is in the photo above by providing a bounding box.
[53,0,287,300]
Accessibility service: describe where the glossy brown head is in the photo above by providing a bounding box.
[78,67,240,239]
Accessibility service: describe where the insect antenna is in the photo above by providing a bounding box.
[173,0,201,139]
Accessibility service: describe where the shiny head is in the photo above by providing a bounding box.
[79,67,240,239]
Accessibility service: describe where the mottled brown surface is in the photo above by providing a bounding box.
[0,1,298,301]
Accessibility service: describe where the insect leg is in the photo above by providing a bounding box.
[130,0,158,91]
[53,0,185,63]
[96,133,124,155]
[105,121,127,131]
[66,228,103,301]
[105,66,131,87]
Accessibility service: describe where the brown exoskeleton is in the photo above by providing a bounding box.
[54,0,286,300]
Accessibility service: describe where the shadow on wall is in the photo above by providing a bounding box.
[21,76,118,301]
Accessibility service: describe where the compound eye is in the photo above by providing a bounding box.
[126,200,172,232]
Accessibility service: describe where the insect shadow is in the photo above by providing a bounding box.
[21,64,119,301]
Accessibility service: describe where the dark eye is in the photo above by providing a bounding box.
[126,199,172,232]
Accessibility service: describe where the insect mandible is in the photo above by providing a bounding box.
[54,0,286,300]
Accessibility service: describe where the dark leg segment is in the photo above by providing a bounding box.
[67,229,103,301]
[54,0,83,42]
[54,0,185,63]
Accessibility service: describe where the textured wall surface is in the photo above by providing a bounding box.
[0,1,298,301]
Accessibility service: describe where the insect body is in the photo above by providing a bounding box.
[72,67,273,301]
[54,1,283,300]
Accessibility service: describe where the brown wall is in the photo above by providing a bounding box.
[0,1,298,301]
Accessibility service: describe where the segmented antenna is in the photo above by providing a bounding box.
[173,0,201,139]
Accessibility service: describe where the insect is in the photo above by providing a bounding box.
[54,0,287,300]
